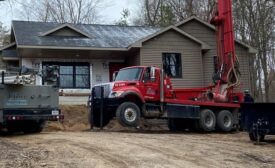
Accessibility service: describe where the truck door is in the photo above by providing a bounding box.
[142,67,160,102]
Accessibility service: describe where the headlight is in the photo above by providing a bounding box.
[108,91,124,98]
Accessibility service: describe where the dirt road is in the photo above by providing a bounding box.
[1,130,275,168]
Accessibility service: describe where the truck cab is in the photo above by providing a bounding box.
[110,66,173,102]
[89,66,171,127]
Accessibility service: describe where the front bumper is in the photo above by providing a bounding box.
[88,97,122,112]
[3,109,64,121]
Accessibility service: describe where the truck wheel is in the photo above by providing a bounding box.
[116,102,141,127]
[6,122,21,133]
[216,110,233,132]
[189,121,201,132]
[249,132,265,142]
[24,121,45,134]
[34,121,46,133]
[168,119,187,131]
[198,109,216,132]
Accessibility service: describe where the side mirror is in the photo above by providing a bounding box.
[112,71,118,81]
[150,66,156,82]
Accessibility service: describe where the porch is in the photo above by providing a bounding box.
[2,47,140,97]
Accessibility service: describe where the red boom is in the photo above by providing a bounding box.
[210,0,240,102]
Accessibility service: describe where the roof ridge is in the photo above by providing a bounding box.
[11,20,159,29]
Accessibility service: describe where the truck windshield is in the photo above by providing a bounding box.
[115,68,142,81]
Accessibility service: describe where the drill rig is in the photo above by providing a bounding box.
[88,0,256,134]
[209,0,241,103]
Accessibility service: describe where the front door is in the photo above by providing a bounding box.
[109,62,126,81]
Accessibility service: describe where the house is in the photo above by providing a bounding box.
[0,16,257,100]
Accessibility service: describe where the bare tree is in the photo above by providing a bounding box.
[133,0,176,27]
[167,0,215,22]
[134,0,216,26]
[233,0,275,102]
[19,0,107,24]
[115,8,130,26]
[0,21,9,47]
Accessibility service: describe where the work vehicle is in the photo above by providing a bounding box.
[88,0,241,133]
[0,66,63,134]
[240,103,275,142]
[88,0,275,140]
[89,65,241,132]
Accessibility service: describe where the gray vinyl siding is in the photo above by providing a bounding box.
[235,44,252,91]
[140,30,203,88]
[178,20,216,85]
[126,51,140,66]
[178,20,253,91]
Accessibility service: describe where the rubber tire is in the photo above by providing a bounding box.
[189,120,201,132]
[89,108,111,128]
[24,121,45,134]
[249,132,265,142]
[216,110,234,132]
[116,102,141,127]
[5,121,45,134]
[168,119,187,131]
[198,109,216,132]
[6,122,22,133]
[32,121,45,133]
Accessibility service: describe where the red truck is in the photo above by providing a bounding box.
[88,0,244,132]
[89,65,243,132]
[88,0,275,142]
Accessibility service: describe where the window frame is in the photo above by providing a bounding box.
[162,53,182,78]
[42,62,90,89]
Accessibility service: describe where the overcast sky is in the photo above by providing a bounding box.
[0,0,139,28]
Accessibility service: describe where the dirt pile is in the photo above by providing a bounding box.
[44,105,168,132]
[44,105,90,132]
[105,119,168,132]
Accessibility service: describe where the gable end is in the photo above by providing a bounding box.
[47,27,88,37]
[40,24,91,38]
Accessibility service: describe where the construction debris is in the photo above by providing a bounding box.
[3,74,36,85]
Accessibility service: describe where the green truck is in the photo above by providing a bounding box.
[0,66,63,133]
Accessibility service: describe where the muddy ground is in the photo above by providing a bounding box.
[1,131,275,168]
[0,105,275,168]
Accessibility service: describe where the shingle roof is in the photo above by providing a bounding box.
[12,21,160,49]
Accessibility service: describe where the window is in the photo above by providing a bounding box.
[43,62,90,89]
[115,68,143,81]
[60,66,74,88]
[162,53,182,78]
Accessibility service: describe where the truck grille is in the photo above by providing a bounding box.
[92,84,112,98]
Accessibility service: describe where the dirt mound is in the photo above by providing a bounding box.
[105,119,168,132]
[44,105,90,132]
[44,105,168,132]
